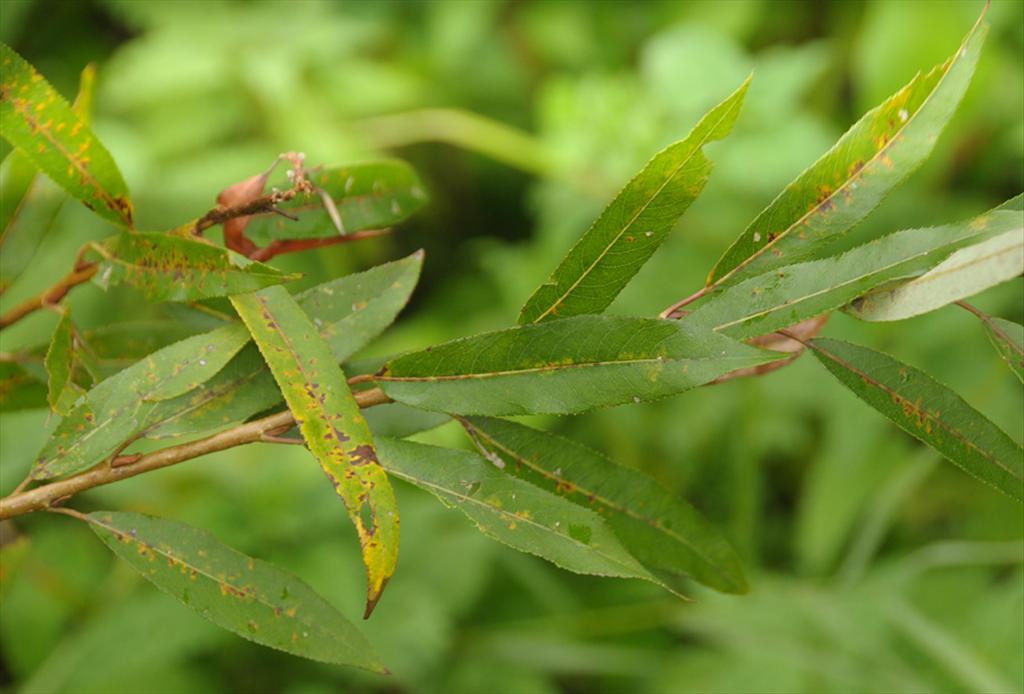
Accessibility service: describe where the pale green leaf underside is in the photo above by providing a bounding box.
[0,43,133,227]
[380,315,777,416]
[245,160,428,244]
[88,511,385,671]
[231,286,399,617]
[708,13,986,286]
[810,338,1023,502]
[847,222,1023,322]
[689,205,1021,340]
[460,416,748,593]
[32,324,251,480]
[519,76,750,324]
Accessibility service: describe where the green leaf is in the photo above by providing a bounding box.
[459,416,748,593]
[143,253,422,440]
[379,316,777,416]
[89,232,296,302]
[0,361,46,412]
[376,438,663,586]
[808,338,1023,502]
[86,511,385,671]
[362,403,450,439]
[44,309,82,414]
[688,206,1021,340]
[245,161,428,244]
[32,324,251,480]
[846,224,1023,322]
[518,77,750,324]
[1,64,97,291]
[707,11,987,287]
[231,286,399,618]
[0,44,133,227]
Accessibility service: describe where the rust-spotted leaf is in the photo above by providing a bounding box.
[0,44,133,227]
[87,511,385,671]
[231,286,399,618]
[90,232,297,302]
[809,338,1023,502]
[707,9,987,287]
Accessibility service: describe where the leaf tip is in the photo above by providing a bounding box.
[363,576,391,620]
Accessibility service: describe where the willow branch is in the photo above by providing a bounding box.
[193,184,309,235]
[0,387,392,521]
[0,264,98,330]
[249,228,391,262]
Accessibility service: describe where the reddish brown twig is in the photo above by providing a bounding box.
[0,264,98,330]
[249,228,391,262]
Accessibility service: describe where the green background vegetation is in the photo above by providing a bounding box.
[1,1,1021,692]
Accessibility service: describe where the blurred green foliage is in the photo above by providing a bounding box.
[1,1,1021,692]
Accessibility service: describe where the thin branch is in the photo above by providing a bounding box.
[658,285,708,319]
[0,264,97,330]
[249,228,391,262]
[956,301,1024,357]
[193,184,310,235]
[0,387,392,521]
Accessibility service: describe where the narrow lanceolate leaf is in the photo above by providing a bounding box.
[90,232,296,302]
[809,338,1023,502]
[847,207,1023,321]
[32,324,251,480]
[688,206,1021,340]
[459,417,748,593]
[0,44,133,227]
[245,161,428,244]
[144,253,423,440]
[86,512,385,671]
[379,316,777,416]
[44,309,82,414]
[1,64,97,291]
[518,77,750,324]
[376,438,662,586]
[707,11,987,287]
[964,310,1024,383]
[231,286,399,618]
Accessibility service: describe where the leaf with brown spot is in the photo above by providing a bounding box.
[0,44,133,227]
[458,417,748,593]
[86,511,385,671]
[808,338,1023,502]
[231,286,399,618]
[707,8,987,287]
[89,232,297,302]
[31,324,252,481]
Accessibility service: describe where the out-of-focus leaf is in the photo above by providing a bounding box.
[231,286,399,618]
[245,161,427,244]
[847,217,1023,321]
[808,338,1023,502]
[518,77,750,324]
[707,12,986,286]
[0,44,133,227]
[89,232,296,302]
[31,325,251,480]
[86,511,385,671]
[1,64,97,291]
[379,316,776,416]
[689,206,1021,340]
[376,438,663,586]
[44,309,82,414]
[144,253,422,439]
[0,535,30,600]
[460,416,748,593]
[0,361,46,412]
